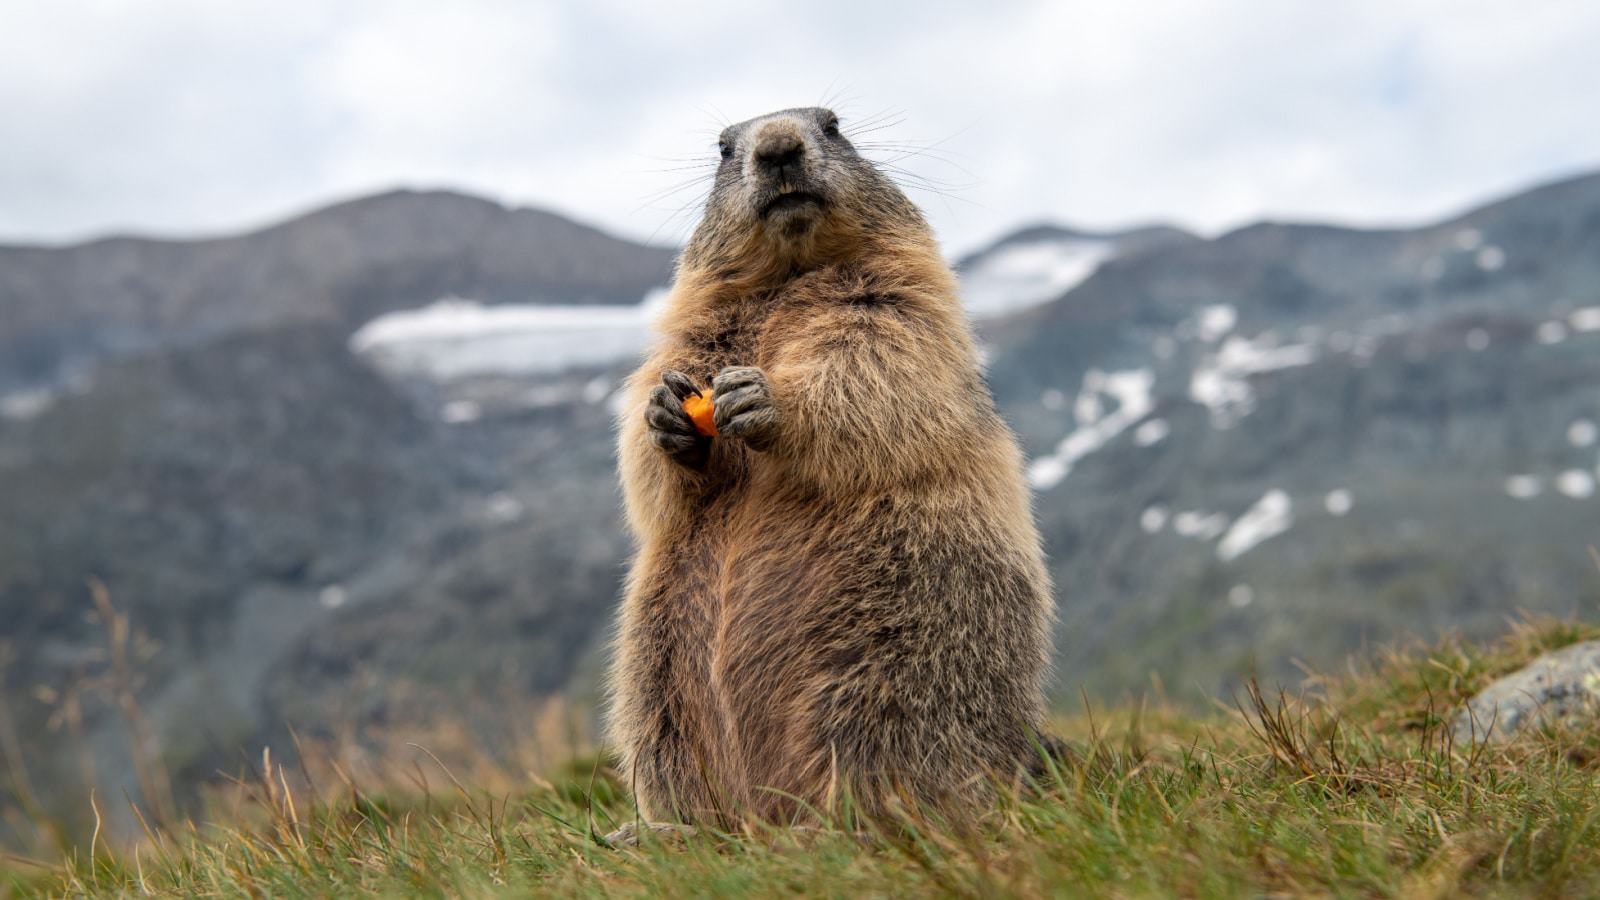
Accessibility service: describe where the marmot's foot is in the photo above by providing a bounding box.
[603,821,697,848]
[712,366,781,452]
[776,826,880,850]
[647,370,711,467]
[603,821,877,851]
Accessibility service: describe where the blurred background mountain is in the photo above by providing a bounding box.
[2,171,1597,846]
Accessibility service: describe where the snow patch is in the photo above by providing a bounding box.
[1027,368,1155,490]
[485,492,525,523]
[960,238,1113,318]
[1569,420,1598,449]
[0,387,55,421]
[1133,418,1170,447]
[350,291,667,380]
[440,400,482,423]
[1505,475,1541,499]
[1476,246,1505,271]
[1228,585,1255,609]
[1074,374,1105,425]
[1325,489,1353,516]
[1570,307,1600,332]
[1556,470,1595,499]
[1537,321,1569,344]
[1173,510,1230,541]
[1216,489,1293,561]
[1140,505,1169,534]
[1196,304,1238,343]
[1189,333,1317,428]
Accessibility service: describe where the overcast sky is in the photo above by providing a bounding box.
[3,0,1598,257]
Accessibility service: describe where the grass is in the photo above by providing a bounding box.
[10,615,1600,898]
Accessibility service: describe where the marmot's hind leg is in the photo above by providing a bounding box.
[629,729,738,827]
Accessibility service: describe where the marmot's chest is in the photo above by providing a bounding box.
[680,300,782,383]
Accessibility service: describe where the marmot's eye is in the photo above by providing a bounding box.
[718,140,733,160]
[824,118,841,136]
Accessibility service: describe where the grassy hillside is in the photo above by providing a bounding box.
[9,616,1600,898]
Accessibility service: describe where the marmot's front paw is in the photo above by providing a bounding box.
[646,370,710,467]
[712,366,781,452]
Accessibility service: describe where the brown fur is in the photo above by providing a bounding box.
[607,108,1054,827]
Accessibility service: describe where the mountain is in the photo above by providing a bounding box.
[955,223,1197,318]
[0,190,676,394]
[2,173,1599,846]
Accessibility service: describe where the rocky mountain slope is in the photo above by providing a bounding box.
[2,173,1598,844]
[983,171,1600,698]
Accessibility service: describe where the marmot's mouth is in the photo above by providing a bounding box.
[761,191,825,218]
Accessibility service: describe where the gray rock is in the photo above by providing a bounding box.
[1452,640,1600,744]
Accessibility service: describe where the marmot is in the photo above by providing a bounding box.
[607,107,1054,828]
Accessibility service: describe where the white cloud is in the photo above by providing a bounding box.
[1,0,1598,256]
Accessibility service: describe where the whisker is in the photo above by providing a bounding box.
[859,145,972,169]
[645,186,713,247]
[844,112,904,138]
[856,136,974,164]
[819,81,856,112]
[631,162,719,176]
[635,173,717,209]
[875,164,977,192]
[624,157,718,175]
[695,103,732,131]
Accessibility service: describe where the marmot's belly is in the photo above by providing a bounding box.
[698,492,1032,770]
[704,487,1017,668]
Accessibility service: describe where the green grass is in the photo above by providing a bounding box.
[12,616,1600,898]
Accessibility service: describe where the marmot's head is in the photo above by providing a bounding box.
[682,107,931,283]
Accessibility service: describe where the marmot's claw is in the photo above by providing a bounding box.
[646,383,709,466]
[645,385,696,434]
[661,369,701,401]
[712,366,780,452]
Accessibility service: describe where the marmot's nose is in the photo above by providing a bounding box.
[754,133,805,178]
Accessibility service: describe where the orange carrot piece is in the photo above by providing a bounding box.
[682,391,717,437]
